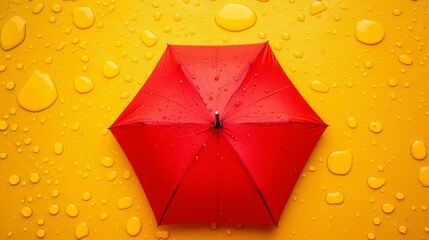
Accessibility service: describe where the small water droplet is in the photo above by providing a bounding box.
[355,20,384,45]
[398,54,413,65]
[30,172,41,184]
[297,14,305,22]
[66,204,79,217]
[368,121,383,133]
[117,197,133,210]
[21,206,32,218]
[367,232,376,240]
[72,7,95,29]
[17,71,58,112]
[325,192,345,205]
[382,203,395,214]
[101,157,114,167]
[51,4,62,13]
[309,0,327,15]
[155,230,170,239]
[395,192,405,200]
[367,177,386,189]
[418,166,429,187]
[74,76,94,94]
[103,60,120,78]
[398,226,407,234]
[140,30,159,47]
[392,9,402,16]
[75,222,89,239]
[310,80,329,93]
[1,16,26,51]
[327,150,353,175]
[372,217,381,225]
[0,120,8,131]
[215,4,257,32]
[32,3,44,14]
[126,216,142,237]
[82,192,92,201]
[9,174,20,185]
[48,204,60,215]
[107,171,118,181]
[411,140,426,160]
[346,117,357,129]
[293,50,303,58]
[100,212,109,221]
[54,142,63,155]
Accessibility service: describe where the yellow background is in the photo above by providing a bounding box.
[1,0,428,239]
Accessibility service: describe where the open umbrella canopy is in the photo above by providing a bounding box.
[110,42,327,226]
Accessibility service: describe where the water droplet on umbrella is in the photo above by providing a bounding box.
[0,16,26,51]
[392,9,402,16]
[367,177,386,189]
[387,78,398,87]
[48,204,60,215]
[103,60,120,78]
[327,150,352,175]
[155,230,170,239]
[0,120,8,131]
[297,14,305,22]
[36,229,46,238]
[355,20,384,45]
[381,203,395,214]
[54,142,64,155]
[398,226,407,234]
[75,222,90,239]
[74,76,94,94]
[32,3,44,14]
[126,216,142,237]
[368,121,383,133]
[101,157,114,167]
[81,192,92,201]
[17,71,58,112]
[309,0,327,15]
[21,207,32,217]
[51,3,62,13]
[367,232,376,240]
[398,54,413,65]
[9,174,20,185]
[346,117,357,129]
[395,192,405,200]
[310,80,329,93]
[140,30,159,47]
[411,140,426,160]
[215,4,257,32]
[325,192,344,205]
[100,212,109,221]
[72,7,95,29]
[372,217,381,225]
[107,171,118,181]
[66,204,79,217]
[418,167,429,187]
[293,50,303,58]
[117,197,133,210]
[30,172,41,184]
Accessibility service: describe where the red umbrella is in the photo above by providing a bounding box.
[110,42,327,226]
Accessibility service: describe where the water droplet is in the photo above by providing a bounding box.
[215,4,257,32]
[387,78,398,87]
[17,71,58,112]
[411,140,426,160]
[66,204,79,217]
[173,12,182,21]
[297,14,305,22]
[327,150,353,175]
[154,11,162,21]
[346,117,357,129]
[398,226,407,234]
[100,212,109,221]
[6,81,15,90]
[355,20,384,45]
[140,30,159,47]
[368,121,383,133]
[382,203,395,214]
[72,7,95,29]
[126,216,142,237]
[372,217,381,225]
[30,172,41,184]
[21,206,32,218]
[117,197,133,210]
[310,80,329,93]
[75,222,90,239]
[101,157,114,167]
[48,204,60,215]
[325,192,344,205]
[398,54,413,65]
[367,177,386,189]
[333,14,341,21]
[155,230,170,239]
[0,16,26,51]
[309,0,327,15]
[51,4,62,13]
[367,232,376,240]
[282,33,291,40]
[107,171,118,181]
[102,60,120,78]
[257,32,267,39]
[293,50,303,58]
[392,9,402,16]
[54,142,63,155]
[395,192,405,200]
[32,3,44,14]
[73,76,94,94]
[418,167,429,187]
[0,120,8,131]
[9,174,20,185]
[51,189,60,198]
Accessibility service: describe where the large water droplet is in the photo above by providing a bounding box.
[32,3,44,14]
[382,203,395,214]
[310,80,329,93]
[49,204,60,215]
[75,222,90,239]
[101,157,114,167]
[126,216,142,237]
[355,20,384,45]
[102,60,120,78]
[215,4,256,32]
[66,204,79,217]
[309,0,327,15]
[140,30,159,47]
[368,121,383,133]
[9,174,21,185]
[347,117,357,129]
[30,172,41,184]
[0,16,26,51]
[411,140,426,160]
[54,142,64,155]
[418,167,429,187]
[72,7,95,29]
[21,207,32,218]
[17,71,58,112]
[327,150,353,175]
[325,192,344,205]
[398,54,413,65]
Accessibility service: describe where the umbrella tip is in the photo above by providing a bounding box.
[214,111,222,129]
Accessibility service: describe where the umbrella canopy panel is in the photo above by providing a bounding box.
[110,42,327,226]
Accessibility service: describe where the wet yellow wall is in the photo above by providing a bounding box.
[0,0,428,239]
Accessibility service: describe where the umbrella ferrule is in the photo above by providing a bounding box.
[214,111,222,129]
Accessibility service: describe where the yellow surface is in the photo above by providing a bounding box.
[0,0,428,239]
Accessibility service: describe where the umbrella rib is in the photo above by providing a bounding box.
[158,131,213,225]
[221,132,278,226]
